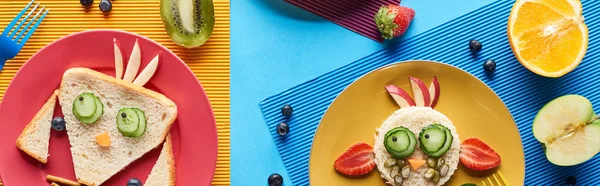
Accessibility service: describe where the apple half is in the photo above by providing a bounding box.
[409,77,431,107]
[533,95,600,166]
[385,85,415,108]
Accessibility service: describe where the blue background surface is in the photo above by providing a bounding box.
[231,0,494,185]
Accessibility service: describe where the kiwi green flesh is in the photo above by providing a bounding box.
[160,0,215,48]
[384,127,417,159]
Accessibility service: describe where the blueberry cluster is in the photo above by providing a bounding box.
[80,0,113,13]
[469,40,497,74]
[276,105,293,136]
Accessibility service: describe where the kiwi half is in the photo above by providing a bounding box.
[160,0,215,48]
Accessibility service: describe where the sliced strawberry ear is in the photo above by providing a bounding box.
[334,143,375,176]
[460,138,501,171]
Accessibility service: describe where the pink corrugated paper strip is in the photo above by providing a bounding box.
[285,0,402,42]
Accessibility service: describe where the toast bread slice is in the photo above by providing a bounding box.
[16,89,59,164]
[144,134,175,186]
[58,68,177,186]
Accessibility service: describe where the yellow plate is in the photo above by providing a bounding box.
[309,61,525,185]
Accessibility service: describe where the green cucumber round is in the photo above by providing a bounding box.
[76,96,104,124]
[73,93,97,117]
[419,124,453,157]
[117,108,140,136]
[384,127,417,159]
[420,126,446,152]
[129,109,147,138]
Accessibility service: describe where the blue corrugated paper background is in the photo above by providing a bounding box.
[259,0,600,185]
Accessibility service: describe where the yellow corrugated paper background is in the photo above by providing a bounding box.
[0,0,230,185]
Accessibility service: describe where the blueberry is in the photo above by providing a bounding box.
[469,39,482,53]
[483,60,496,73]
[80,0,93,7]
[281,105,293,117]
[277,122,289,136]
[268,173,283,186]
[51,117,66,131]
[126,178,142,186]
[99,0,112,13]
[567,176,576,186]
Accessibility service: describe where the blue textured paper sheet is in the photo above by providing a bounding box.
[259,0,600,185]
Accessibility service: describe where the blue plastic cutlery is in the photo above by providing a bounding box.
[0,0,48,71]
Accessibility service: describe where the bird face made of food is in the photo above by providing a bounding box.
[381,124,454,185]
[380,76,453,185]
[72,38,161,146]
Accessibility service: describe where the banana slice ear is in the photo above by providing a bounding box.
[133,53,160,86]
[123,39,141,82]
[113,38,125,79]
[116,38,160,87]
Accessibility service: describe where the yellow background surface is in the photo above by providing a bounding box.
[0,0,230,185]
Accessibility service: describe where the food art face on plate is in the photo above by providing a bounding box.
[0,30,218,186]
[302,0,590,185]
[0,0,221,184]
[16,37,178,186]
[332,75,501,186]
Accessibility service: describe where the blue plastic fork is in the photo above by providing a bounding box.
[0,0,48,71]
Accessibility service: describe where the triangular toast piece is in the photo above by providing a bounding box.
[58,68,177,186]
[16,89,59,164]
[144,134,176,186]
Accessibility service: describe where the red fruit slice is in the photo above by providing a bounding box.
[460,138,501,171]
[428,76,440,108]
[385,85,416,108]
[334,142,375,176]
[409,77,431,107]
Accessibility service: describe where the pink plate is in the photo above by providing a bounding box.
[0,30,217,185]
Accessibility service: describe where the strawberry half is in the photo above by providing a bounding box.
[334,142,375,176]
[374,5,415,40]
[460,138,502,171]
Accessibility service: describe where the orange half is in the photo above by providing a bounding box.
[508,0,588,78]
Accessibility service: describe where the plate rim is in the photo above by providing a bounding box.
[307,60,525,185]
[0,29,218,185]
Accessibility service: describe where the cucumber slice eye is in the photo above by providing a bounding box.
[419,124,453,157]
[130,109,147,138]
[116,108,147,138]
[386,131,411,152]
[73,93,97,117]
[117,108,140,136]
[384,127,417,159]
[73,93,104,124]
[420,127,446,153]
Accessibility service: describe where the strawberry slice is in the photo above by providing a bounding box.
[334,142,375,176]
[460,138,501,171]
